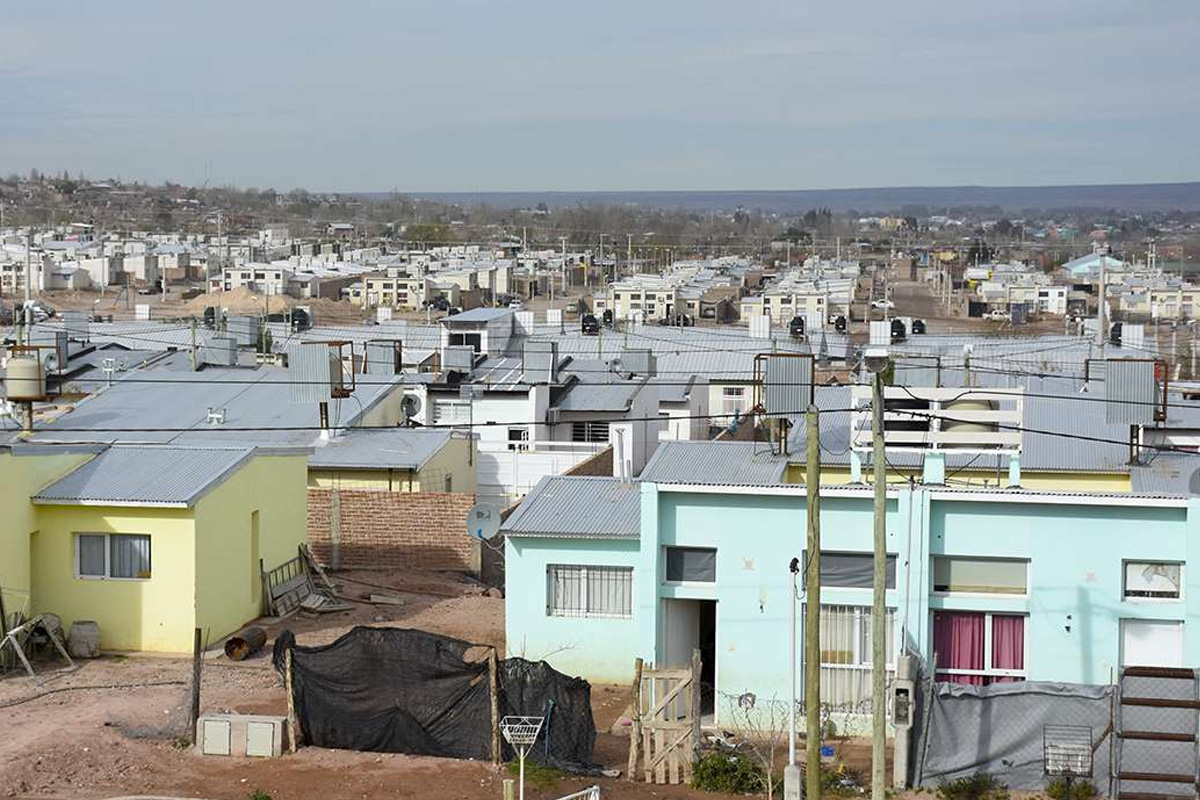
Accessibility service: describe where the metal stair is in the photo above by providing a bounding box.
[1116,667,1200,800]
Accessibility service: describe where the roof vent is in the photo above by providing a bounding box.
[206,407,226,426]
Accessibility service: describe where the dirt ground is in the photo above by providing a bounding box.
[0,569,759,800]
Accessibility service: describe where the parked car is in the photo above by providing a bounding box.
[508,300,523,311]
[986,309,1009,321]
[871,299,894,310]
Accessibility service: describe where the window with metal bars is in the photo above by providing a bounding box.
[546,565,633,618]
[571,421,609,443]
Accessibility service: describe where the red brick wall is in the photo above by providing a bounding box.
[307,488,478,572]
[564,445,613,477]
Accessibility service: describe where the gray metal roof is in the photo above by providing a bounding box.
[640,441,788,485]
[308,428,452,470]
[32,446,255,507]
[502,476,641,539]
[555,379,646,412]
[1130,455,1199,496]
[24,367,404,448]
[441,308,514,325]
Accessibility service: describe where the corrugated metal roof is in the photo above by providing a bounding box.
[308,428,452,470]
[641,441,787,485]
[555,380,646,412]
[502,476,641,538]
[33,446,254,507]
[1130,455,1199,496]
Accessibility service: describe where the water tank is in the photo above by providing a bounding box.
[912,319,927,335]
[5,356,46,400]
[788,316,806,338]
[1109,321,1123,345]
[890,318,907,342]
[941,399,998,447]
[834,315,848,333]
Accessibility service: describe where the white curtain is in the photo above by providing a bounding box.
[110,534,151,579]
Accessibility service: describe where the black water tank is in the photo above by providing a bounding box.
[1109,321,1123,345]
[834,315,847,333]
[788,316,806,338]
[891,318,907,341]
[581,314,599,335]
[912,319,927,335]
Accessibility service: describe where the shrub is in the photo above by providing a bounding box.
[937,773,1010,800]
[692,751,766,795]
[1046,778,1098,800]
[247,791,273,800]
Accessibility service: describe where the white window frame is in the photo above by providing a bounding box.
[932,556,1029,598]
[1122,560,1184,602]
[932,611,1028,683]
[507,426,530,452]
[74,532,152,581]
[545,564,633,619]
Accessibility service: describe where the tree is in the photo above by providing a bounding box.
[404,222,457,245]
[722,693,791,800]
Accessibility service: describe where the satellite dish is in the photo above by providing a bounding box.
[401,394,422,420]
[467,504,502,541]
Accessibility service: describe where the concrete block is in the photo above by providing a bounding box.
[197,713,287,757]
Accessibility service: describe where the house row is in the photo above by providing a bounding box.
[502,440,1200,732]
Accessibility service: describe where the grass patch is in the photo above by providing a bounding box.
[507,759,564,788]
[247,791,274,800]
[1046,778,1098,800]
[691,751,766,795]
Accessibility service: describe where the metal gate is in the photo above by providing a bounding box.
[1115,666,1199,800]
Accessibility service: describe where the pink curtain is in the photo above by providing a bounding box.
[990,615,1025,683]
[933,612,985,685]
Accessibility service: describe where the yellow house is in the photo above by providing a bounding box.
[306,428,476,493]
[14,444,308,653]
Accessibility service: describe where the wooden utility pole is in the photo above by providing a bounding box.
[870,369,887,800]
[804,405,822,800]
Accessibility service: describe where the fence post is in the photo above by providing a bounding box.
[690,649,702,768]
[188,627,202,744]
[628,658,644,781]
[490,647,501,766]
[285,648,299,753]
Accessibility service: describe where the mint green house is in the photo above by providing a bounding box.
[503,445,1199,725]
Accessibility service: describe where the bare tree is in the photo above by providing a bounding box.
[723,692,792,800]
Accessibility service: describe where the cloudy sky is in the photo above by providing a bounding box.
[3,1,1198,192]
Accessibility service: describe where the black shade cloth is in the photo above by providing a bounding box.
[274,627,597,772]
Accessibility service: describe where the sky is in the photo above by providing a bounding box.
[3,1,1199,193]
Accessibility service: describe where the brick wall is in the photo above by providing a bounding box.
[307,488,479,572]
[564,445,613,476]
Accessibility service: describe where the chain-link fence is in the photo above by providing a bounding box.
[915,679,1115,793]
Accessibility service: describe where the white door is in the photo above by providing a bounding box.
[1120,619,1185,668]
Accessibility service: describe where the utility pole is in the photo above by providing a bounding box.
[866,350,889,800]
[804,405,822,800]
[559,237,568,295]
[1095,248,1107,348]
[627,234,633,278]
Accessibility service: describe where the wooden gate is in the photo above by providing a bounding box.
[627,649,702,785]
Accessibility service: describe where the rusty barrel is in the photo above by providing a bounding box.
[224,626,267,661]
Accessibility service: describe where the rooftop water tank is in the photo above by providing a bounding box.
[5,356,45,401]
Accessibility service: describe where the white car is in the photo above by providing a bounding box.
[871,299,894,310]
[508,301,523,311]
[986,309,1009,321]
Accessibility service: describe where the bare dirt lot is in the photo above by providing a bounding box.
[0,570,755,800]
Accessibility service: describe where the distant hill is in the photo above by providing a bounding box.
[367,182,1200,214]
